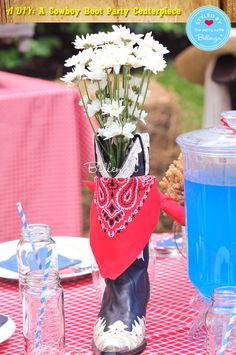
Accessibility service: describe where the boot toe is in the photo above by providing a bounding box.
[93,317,145,353]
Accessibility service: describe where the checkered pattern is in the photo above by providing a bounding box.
[0,236,206,354]
[0,71,94,243]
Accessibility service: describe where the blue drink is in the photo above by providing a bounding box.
[185,179,236,298]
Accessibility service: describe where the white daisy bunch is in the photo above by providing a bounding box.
[61,25,169,169]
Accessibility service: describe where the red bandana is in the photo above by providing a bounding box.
[90,176,160,279]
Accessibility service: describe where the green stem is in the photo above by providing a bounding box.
[83,80,91,102]
[119,141,123,168]
[97,81,103,105]
[94,113,103,128]
[125,67,130,119]
[122,66,129,123]
[116,138,119,167]
[117,72,120,102]
[105,69,113,101]
[77,82,96,136]
[106,140,117,171]
[113,72,117,101]
[130,71,146,119]
[139,72,152,120]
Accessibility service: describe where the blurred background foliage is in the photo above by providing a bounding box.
[0,22,202,132]
[0,23,187,74]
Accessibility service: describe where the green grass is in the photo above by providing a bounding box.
[156,61,204,132]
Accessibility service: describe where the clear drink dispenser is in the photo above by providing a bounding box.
[177,111,236,299]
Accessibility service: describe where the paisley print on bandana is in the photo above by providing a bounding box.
[94,176,156,238]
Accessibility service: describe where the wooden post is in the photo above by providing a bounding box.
[220,0,236,21]
[0,0,7,23]
[0,0,222,23]
[1,0,14,23]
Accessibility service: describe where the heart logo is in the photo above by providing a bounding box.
[205,19,214,26]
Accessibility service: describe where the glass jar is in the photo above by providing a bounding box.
[206,286,236,354]
[189,293,211,347]
[23,270,65,354]
[16,224,58,292]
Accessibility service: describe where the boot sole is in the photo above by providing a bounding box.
[92,339,147,355]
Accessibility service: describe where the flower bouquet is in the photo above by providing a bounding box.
[61,25,168,174]
[62,26,184,355]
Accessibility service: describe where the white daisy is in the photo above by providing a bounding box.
[143,55,167,74]
[128,105,140,119]
[60,71,77,86]
[64,54,80,67]
[64,48,94,67]
[89,44,132,74]
[97,121,122,140]
[138,32,169,54]
[88,51,112,72]
[87,99,101,117]
[128,90,143,104]
[126,54,142,68]
[101,100,125,118]
[60,64,86,85]
[97,121,136,140]
[122,122,137,138]
[84,69,107,81]
[107,44,133,74]
[112,25,143,44]
[129,77,142,88]
[73,33,105,49]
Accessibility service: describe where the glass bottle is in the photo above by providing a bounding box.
[23,270,65,354]
[16,224,58,292]
[206,286,236,354]
[189,293,211,347]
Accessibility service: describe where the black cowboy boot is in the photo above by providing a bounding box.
[93,245,150,354]
[92,133,150,355]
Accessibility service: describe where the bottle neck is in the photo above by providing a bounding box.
[213,286,236,308]
[25,270,60,290]
[21,224,51,242]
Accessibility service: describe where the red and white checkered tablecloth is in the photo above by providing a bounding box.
[0,71,94,243]
[0,247,207,355]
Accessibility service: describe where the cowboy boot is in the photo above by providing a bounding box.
[93,244,150,354]
[92,133,151,355]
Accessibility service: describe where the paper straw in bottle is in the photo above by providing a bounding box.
[16,202,43,272]
[16,202,53,352]
[34,248,53,351]
[218,311,236,355]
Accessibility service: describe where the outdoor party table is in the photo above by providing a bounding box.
[0,71,93,243]
[0,235,207,355]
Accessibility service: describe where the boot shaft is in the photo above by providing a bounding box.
[94,133,150,178]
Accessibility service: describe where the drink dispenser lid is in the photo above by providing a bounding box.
[177,111,236,155]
